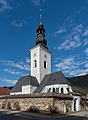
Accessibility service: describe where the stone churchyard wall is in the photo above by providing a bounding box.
[54,98,72,113]
[0,93,72,114]
[80,96,88,111]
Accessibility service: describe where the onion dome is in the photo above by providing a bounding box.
[35,15,47,47]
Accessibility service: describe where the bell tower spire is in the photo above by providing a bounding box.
[35,9,47,47]
[30,12,51,83]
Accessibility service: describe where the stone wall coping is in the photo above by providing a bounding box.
[71,92,81,96]
[81,96,88,100]
[0,93,72,99]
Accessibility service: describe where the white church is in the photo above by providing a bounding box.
[10,18,81,112]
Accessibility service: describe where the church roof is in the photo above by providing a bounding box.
[11,75,39,93]
[34,71,71,93]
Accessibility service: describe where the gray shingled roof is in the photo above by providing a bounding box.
[34,71,71,93]
[11,75,39,93]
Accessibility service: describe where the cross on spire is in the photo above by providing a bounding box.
[40,9,42,25]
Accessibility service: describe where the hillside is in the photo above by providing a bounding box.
[67,74,88,95]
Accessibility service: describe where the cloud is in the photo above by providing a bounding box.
[69,69,87,77]
[53,11,88,51]
[25,57,30,63]
[77,10,81,14]
[4,68,24,76]
[65,16,72,21]
[83,39,88,46]
[85,63,88,68]
[53,10,88,77]
[0,0,12,12]
[83,29,88,36]
[85,48,88,56]
[55,57,76,71]
[57,34,82,50]
[32,0,45,6]
[0,59,30,71]
[55,56,88,77]
[69,61,88,76]
[53,28,66,37]
[12,20,26,28]
[54,22,84,50]
[1,78,17,85]
[72,24,83,32]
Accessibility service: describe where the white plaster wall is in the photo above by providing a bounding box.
[41,84,73,94]
[30,47,40,82]
[10,92,22,95]
[30,86,37,93]
[39,46,51,82]
[22,85,30,94]
[22,85,37,94]
[30,45,51,83]
[10,85,37,95]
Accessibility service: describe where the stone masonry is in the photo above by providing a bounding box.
[0,93,73,113]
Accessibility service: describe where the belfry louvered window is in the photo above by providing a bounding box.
[44,61,47,69]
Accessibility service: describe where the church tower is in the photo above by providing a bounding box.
[30,17,51,84]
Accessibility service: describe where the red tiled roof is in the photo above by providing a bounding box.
[0,87,10,95]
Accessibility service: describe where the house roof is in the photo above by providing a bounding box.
[11,75,39,93]
[0,87,10,95]
[34,71,71,93]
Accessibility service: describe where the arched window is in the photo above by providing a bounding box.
[67,88,69,92]
[61,88,64,93]
[44,61,47,69]
[53,88,55,92]
[47,88,51,92]
[34,60,37,68]
[56,87,59,93]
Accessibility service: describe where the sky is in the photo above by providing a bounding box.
[0,0,88,87]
